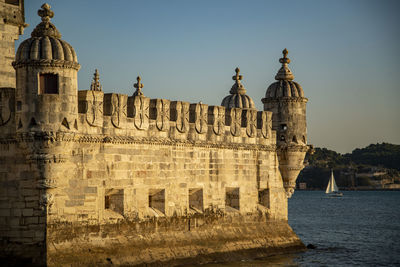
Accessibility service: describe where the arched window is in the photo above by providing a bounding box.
[302,136,306,144]
[280,135,286,142]
[292,135,297,143]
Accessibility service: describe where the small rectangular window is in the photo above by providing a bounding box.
[149,189,165,215]
[105,189,124,215]
[258,189,270,208]
[5,0,19,6]
[225,187,240,211]
[39,73,58,94]
[189,188,203,213]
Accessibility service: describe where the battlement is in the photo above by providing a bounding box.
[76,90,274,146]
[0,87,274,147]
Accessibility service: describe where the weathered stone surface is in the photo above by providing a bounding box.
[171,101,189,133]
[0,1,26,88]
[78,90,103,127]
[150,99,170,131]
[46,215,305,266]
[226,108,242,137]
[208,106,225,135]
[130,95,150,130]
[104,93,127,129]
[190,103,208,134]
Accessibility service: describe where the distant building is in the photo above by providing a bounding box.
[299,183,307,190]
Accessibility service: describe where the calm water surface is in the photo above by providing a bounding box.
[198,191,400,266]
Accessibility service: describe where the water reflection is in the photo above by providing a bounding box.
[186,253,301,266]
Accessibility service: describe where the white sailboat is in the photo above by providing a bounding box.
[326,170,343,197]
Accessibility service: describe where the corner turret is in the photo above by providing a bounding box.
[12,3,80,132]
[262,49,308,198]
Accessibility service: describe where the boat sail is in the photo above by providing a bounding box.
[326,170,343,197]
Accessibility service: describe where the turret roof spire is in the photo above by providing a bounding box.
[31,3,61,38]
[230,67,247,95]
[90,69,102,91]
[221,67,255,109]
[133,76,144,96]
[275,48,294,81]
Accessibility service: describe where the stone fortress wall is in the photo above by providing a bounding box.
[0,2,309,266]
[0,0,26,88]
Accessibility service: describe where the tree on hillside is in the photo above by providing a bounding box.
[344,143,400,170]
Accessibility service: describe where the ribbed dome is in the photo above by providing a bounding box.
[264,49,305,100]
[221,68,256,109]
[265,80,304,98]
[222,94,255,109]
[13,3,79,69]
[15,36,77,63]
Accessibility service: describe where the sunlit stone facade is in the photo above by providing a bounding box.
[0,3,310,265]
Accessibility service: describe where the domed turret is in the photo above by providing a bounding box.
[12,3,80,132]
[262,49,308,198]
[15,36,78,65]
[221,68,255,109]
[265,49,304,100]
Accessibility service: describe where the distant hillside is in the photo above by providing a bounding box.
[344,143,400,171]
[298,143,400,190]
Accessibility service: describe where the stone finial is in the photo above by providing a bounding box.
[90,69,102,91]
[275,48,294,81]
[280,48,290,64]
[38,3,54,23]
[230,67,246,95]
[133,76,144,97]
[31,3,61,38]
[232,67,243,83]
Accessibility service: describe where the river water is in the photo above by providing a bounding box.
[199,191,400,266]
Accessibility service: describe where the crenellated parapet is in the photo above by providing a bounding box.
[75,83,273,146]
[66,72,274,146]
[0,72,274,146]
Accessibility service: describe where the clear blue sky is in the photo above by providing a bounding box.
[18,0,400,153]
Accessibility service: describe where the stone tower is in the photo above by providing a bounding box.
[0,0,27,88]
[12,3,80,132]
[262,49,308,197]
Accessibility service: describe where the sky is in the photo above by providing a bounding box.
[17,0,400,153]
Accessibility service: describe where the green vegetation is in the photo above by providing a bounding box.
[298,143,400,189]
[345,143,400,170]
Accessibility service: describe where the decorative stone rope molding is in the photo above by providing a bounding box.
[12,59,81,70]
